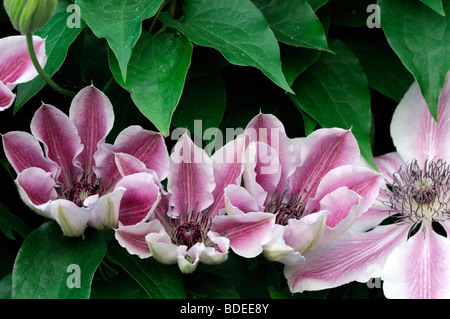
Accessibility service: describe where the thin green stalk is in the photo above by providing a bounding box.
[26,33,76,97]
[148,0,167,34]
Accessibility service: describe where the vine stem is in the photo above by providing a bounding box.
[26,33,76,97]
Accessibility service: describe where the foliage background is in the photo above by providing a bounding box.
[0,0,446,299]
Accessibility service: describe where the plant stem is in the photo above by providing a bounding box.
[148,0,167,34]
[26,33,76,97]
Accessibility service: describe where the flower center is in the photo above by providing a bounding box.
[266,191,307,226]
[384,159,450,225]
[170,208,211,249]
[175,221,204,249]
[64,174,103,207]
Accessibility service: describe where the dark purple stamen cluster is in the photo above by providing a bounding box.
[267,191,306,226]
[64,173,102,207]
[175,221,204,249]
[171,207,211,249]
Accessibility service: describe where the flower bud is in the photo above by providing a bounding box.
[3,0,57,34]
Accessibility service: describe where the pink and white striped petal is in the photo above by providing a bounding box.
[285,223,408,293]
[114,152,148,176]
[48,199,90,237]
[307,165,382,215]
[224,184,263,216]
[115,172,161,226]
[316,187,363,247]
[115,220,165,259]
[15,167,58,219]
[86,187,126,230]
[283,211,328,256]
[108,125,169,180]
[245,113,296,192]
[30,104,83,188]
[382,224,450,299]
[391,78,450,166]
[200,236,229,265]
[2,131,59,176]
[0,35,47,85]
[207,135,246,218]
[0,81,15,111]
[289,128,361,199]
[167,134,215,218]
[262,224,306,265]
[241,142,280,209]
[211,211,275,258]
[178,244,203,274]
[69,86,114,175]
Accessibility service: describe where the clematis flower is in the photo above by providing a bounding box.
[222,114,382,265]
[115,133,275,273]
[283,76,450,299]
[0,35,47,111]
[2,85,169,236]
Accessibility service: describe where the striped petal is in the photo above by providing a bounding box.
[245,113,296,192]
[86,187,126,230]
[285,224,407,293]
[288,128,360,199]
[391,78,450,166]
[95,125,169,184]
[115,220,164,259]
[167,134,215,219]
[15,167,58,219]
[69,86,114,175]
[30,104,83,188]
[2,131,59,176]
[0,35,47,85]
[0,81,15,111]
[48,199,90,237]
[382,224,450,299]
[211,212,275,258]
[208,135,246,218]
[115,172,161,226]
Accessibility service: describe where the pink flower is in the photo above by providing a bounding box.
[115,133,275,273]
[2,85,169,236]
[284,75,450,299]
[222,114,382,265]
[0,35,47,111]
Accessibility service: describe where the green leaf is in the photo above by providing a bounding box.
[252,0,329,51]
[328,0,375,28]
[109,31,193,136]
[14,0,85,112]
[107,241,186,299]
[0,274,12,299]
[160,0,293,93]
[379,0,450,120]
[76,0,164,81]
[185,272,240,299]
[420,0,445,16]
[308,0,329,11]
[289,39,375,168]
[343,32,414,102]
[0,203,31,240]
[90,274,149,299]
[12,221,106,299]
[282,45,322,86]
[197,253,281,299]
[172,72,227,140]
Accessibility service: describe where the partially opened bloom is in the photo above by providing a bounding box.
[0,35,47,111]
[284,76,450,299]
[2,85,169,236]
[223,114,382,265]
[115,133,275,273]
